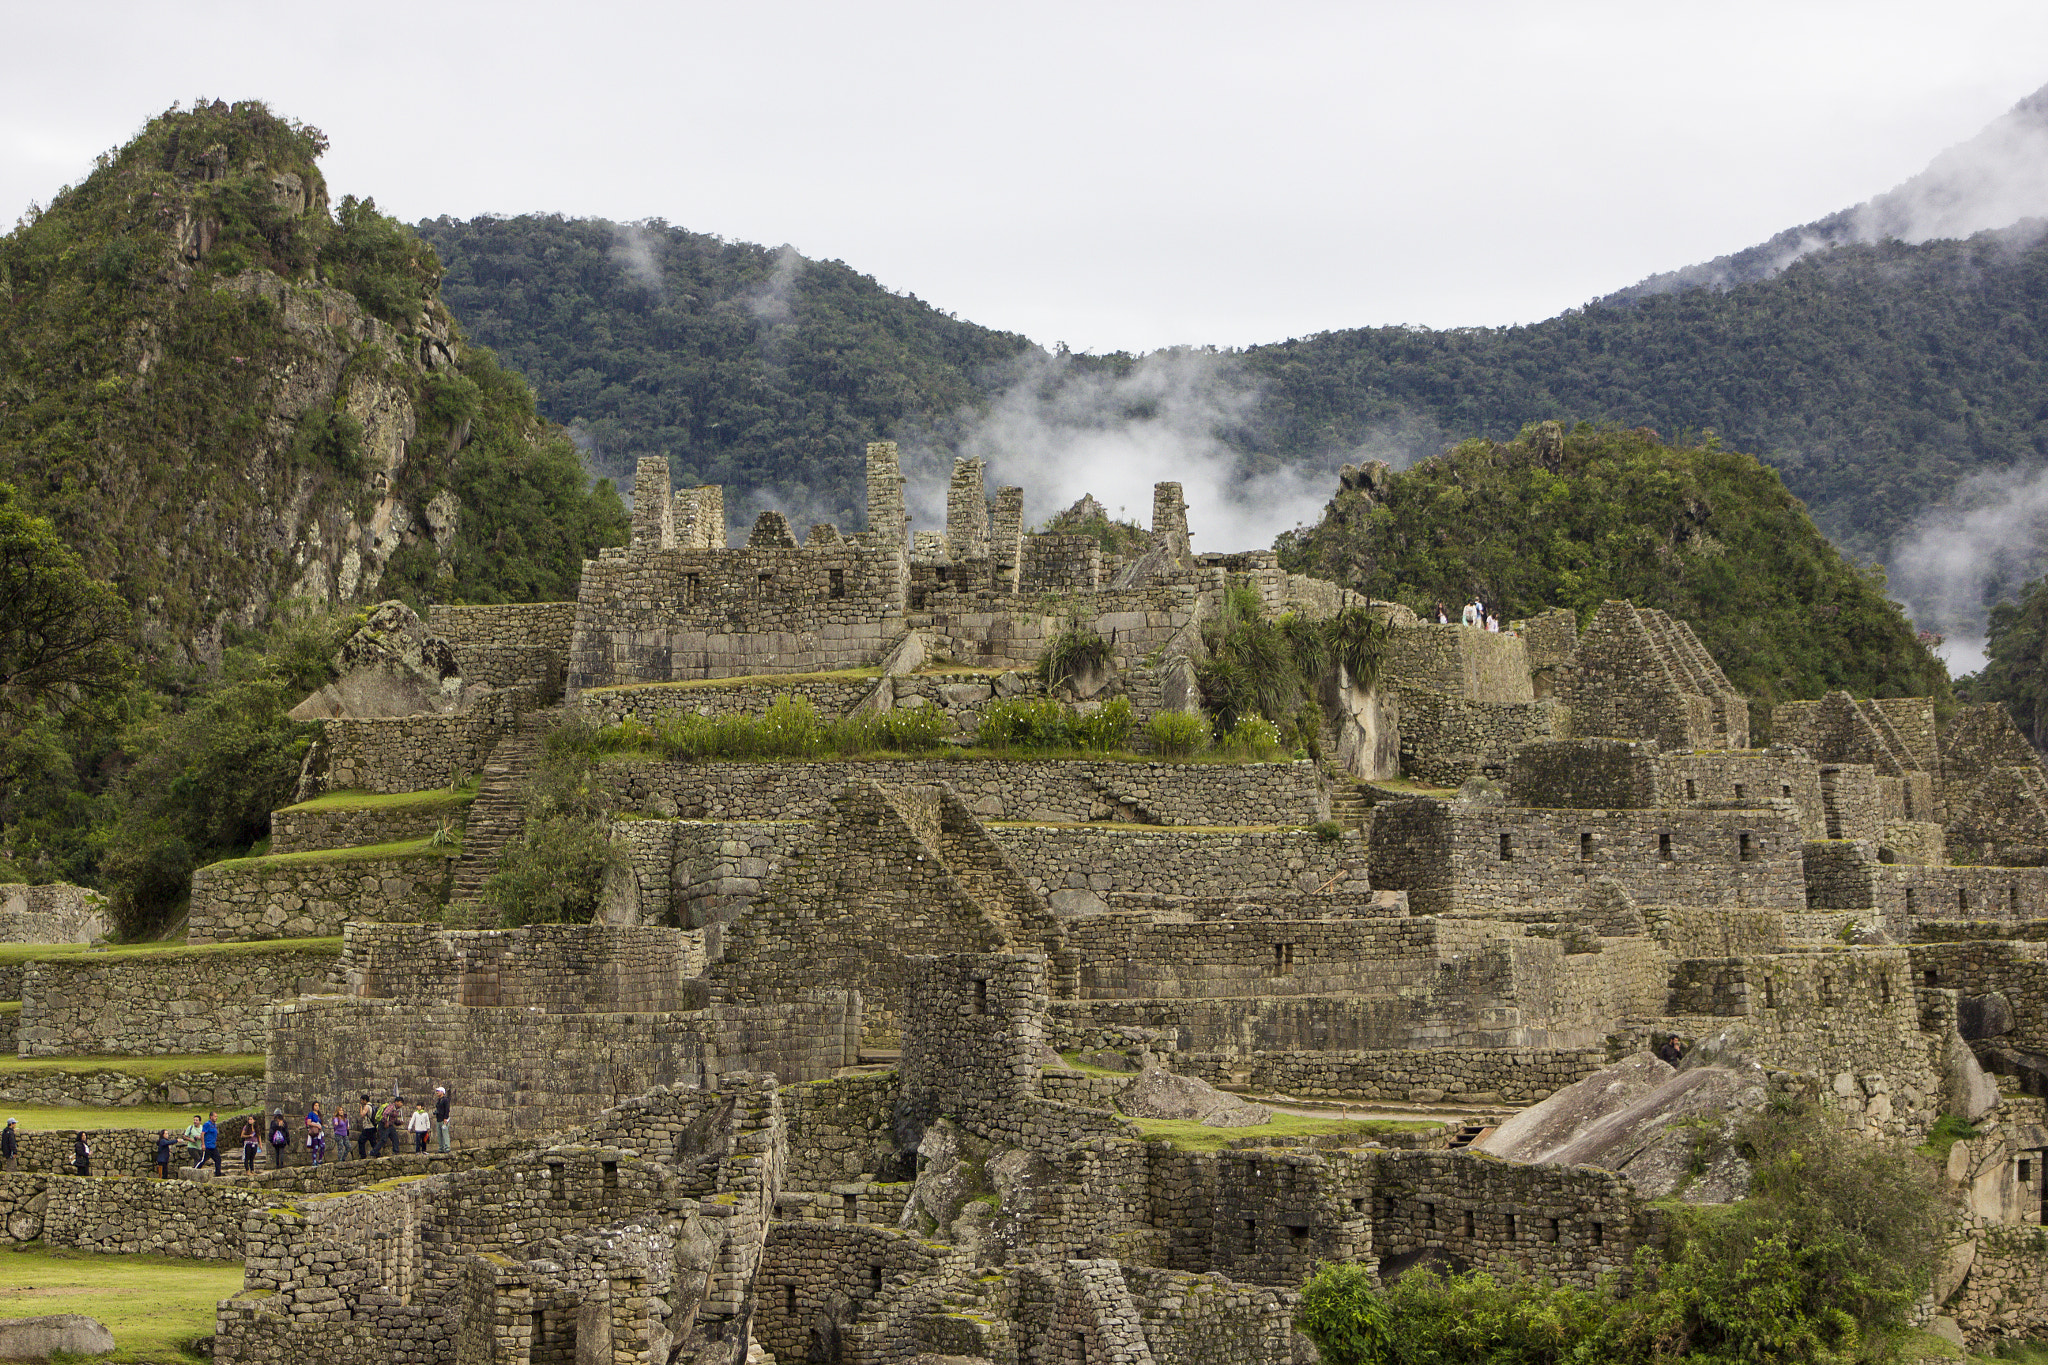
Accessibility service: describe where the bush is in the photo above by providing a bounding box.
[978,696,1073,750]
[1215,714,1285,759]
[1070,696,1135,751]
[1312,819,1345,842]
[1146,710,1209,758]
[483,718,620,926]
[1038,626,1113,689]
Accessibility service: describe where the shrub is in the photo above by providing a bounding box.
[1070,696,1136,751]
[483,718,621,926]
[1146,710,1209,758]
[1038,625,1113,689]
[978,696,1073,750]
[1311,819,1345,842]
[867,703,950,751]
[1216,714,1285,759]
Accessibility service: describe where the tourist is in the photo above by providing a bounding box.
[408,1102,432,1153]
[380,1095,403,1157]
[1655,1034,1684,1066]
[241,1116,259,1172]
[357,1095,375,1161]
[1,1118,16,1172]
[155,1129,172,1179]
[202,1110,221,1176]
[1485,612,1499,633]
[1434,601,1450,625]
[73,1132,90,1177]
[303,1102,323,1156]
[1461,599,1480,627]
[184,1114,205,1169]
[307,1119,326,1167]
[433,1086,452,1153]
[268,1111,289,1168]
[333,1109,350,1163]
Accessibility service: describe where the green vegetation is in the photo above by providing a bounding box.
[214,835,453,867]
[1198,589,1391,751]
[1125,1114,1439,1153]
[0,937,339,965]
[1278,423,1949,706]
[1966,579,2048,745]
[482,720,621,927]
[1295,1100,1945,1365]
[1,1243,244,1362]
[0,1053,263,1080]
[1036,624,1113,690]
[598,693,952,761]
[1037,497,1152,557]
[5,1103,258,1132]
[582,667,882,694]
[1916,1112,1984,1161]
[416,214,1037,526]
[276,783,475,813]
[978,696,1135,753]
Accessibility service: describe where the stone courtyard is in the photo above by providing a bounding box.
[4,446,2048,1361]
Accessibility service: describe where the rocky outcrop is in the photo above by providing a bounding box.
[1117,1067,1272,1128]
[290,601,464,720]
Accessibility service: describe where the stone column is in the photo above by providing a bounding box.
[1152,481,1192,563]
[631,458,673,553]
[865,442,906,550]
[945,458,989,562]
[991,487,1024,592]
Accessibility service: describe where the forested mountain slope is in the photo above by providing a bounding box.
[0,101,625,663]
[417,215,1039,532]
[1276,422,1949,707]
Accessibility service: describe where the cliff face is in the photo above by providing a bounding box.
[0,100,619,665]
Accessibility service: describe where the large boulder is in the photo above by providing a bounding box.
[289,600,463,720]
[1118,1068,1272,1128]
[1475,1039,1768,1202]
[0,1315,117,1359]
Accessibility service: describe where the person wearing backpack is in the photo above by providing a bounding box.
[433,1086,452,1153]
[1,1119,16,1172]
[356,1096,375,1161]
[183,1114,205,1169]
[155,1129,172,1179]
[268,1111,289,1168]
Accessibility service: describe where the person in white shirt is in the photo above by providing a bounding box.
[407,1104,433,1153]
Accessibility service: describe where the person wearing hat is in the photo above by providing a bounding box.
[433,1086,452,1153]
[1,1118,17,1172]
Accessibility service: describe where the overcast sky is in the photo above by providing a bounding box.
[4,1,2047,354]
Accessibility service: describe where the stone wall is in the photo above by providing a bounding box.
[609,757,1327,827]
[1370,798,1807,915]
[1175,1046,1609,1105]
[577,678,879,727]
[1559,601,1747,750]
[1396,691,1567,786]
[0,1063,262,1110]
[1382,624,1534,703]
[613,818,812,928]
[0,882,107,944]
[339,922,701,1012]
[264,994,856,1141]
[188,850,453,944]
[16,946,339,1057]
[1910,941,2048,1055]
[316,686,532,794]
[429,601,577,697]
[1371,1148,1642,1289]
[1804,843,2048,932]
[0,1171,275,1257]
[1506,741,1832,841]
[269,791,472,855]
[989,826,1363,901]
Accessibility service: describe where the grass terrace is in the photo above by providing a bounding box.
[2,1244,243,1362]
[3,1102,262,1131]
[0,1053,264,1082]
[1124,1113,1442,1152]
[0,937,341,966]
[206,836,455,869]
[274,783,476,814]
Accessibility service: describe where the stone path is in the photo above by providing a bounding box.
[446,712,553,910]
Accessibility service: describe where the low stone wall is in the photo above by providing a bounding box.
[1176,1047,1608,1105]
[0,882,107,944]
[609,757,1326,827]
[429,601,575,697]
[578,677,880,726]
[188,851,453,944]
[1398,691,1565,786]
[264,994,858,1141]
[989,826,1365,900]
[0,1065,262,1110]
[0,1171,275,1257]
[4,1128,162,1177]
[269,793,472,855]
[16,947,340,1057]
[615,818,813,928]
[314,686,532,795]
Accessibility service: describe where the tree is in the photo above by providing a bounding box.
[0,482,130,724]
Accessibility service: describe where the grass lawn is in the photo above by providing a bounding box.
[0,938,341,968]
[3,1103,260,1131]
[0,1054,264,1081]
[275,784,474,813]
[1125,1113,1443,1152]
[1,1243,240,1362]
[208,837,454,869]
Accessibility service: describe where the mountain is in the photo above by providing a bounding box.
[1605,84,2048,304]
[1274,422,1949,708]
[415,215,1040,535]
[0,100,626,664]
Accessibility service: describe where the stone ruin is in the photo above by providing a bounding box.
[6,446,2048,1358]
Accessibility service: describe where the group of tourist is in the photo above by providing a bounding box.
[135,1088,455,1179]
[1434,598,1507,632]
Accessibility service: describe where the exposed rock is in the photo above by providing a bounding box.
[290,600,463,720]
[1075,1049,1142,1073]
[1475,1042,1767,1202]
[0,1314,117,1360]
[1118,1067,1272,1128]
[1943,1030,2002,1122]
[1047,889,1110,918]
[1570,878,1645,936]
[899,1118,978,1231]
[1960,992,2015,1040]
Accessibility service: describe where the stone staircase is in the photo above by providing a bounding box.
[446,713,551,910]
[1327,770,1374,832]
